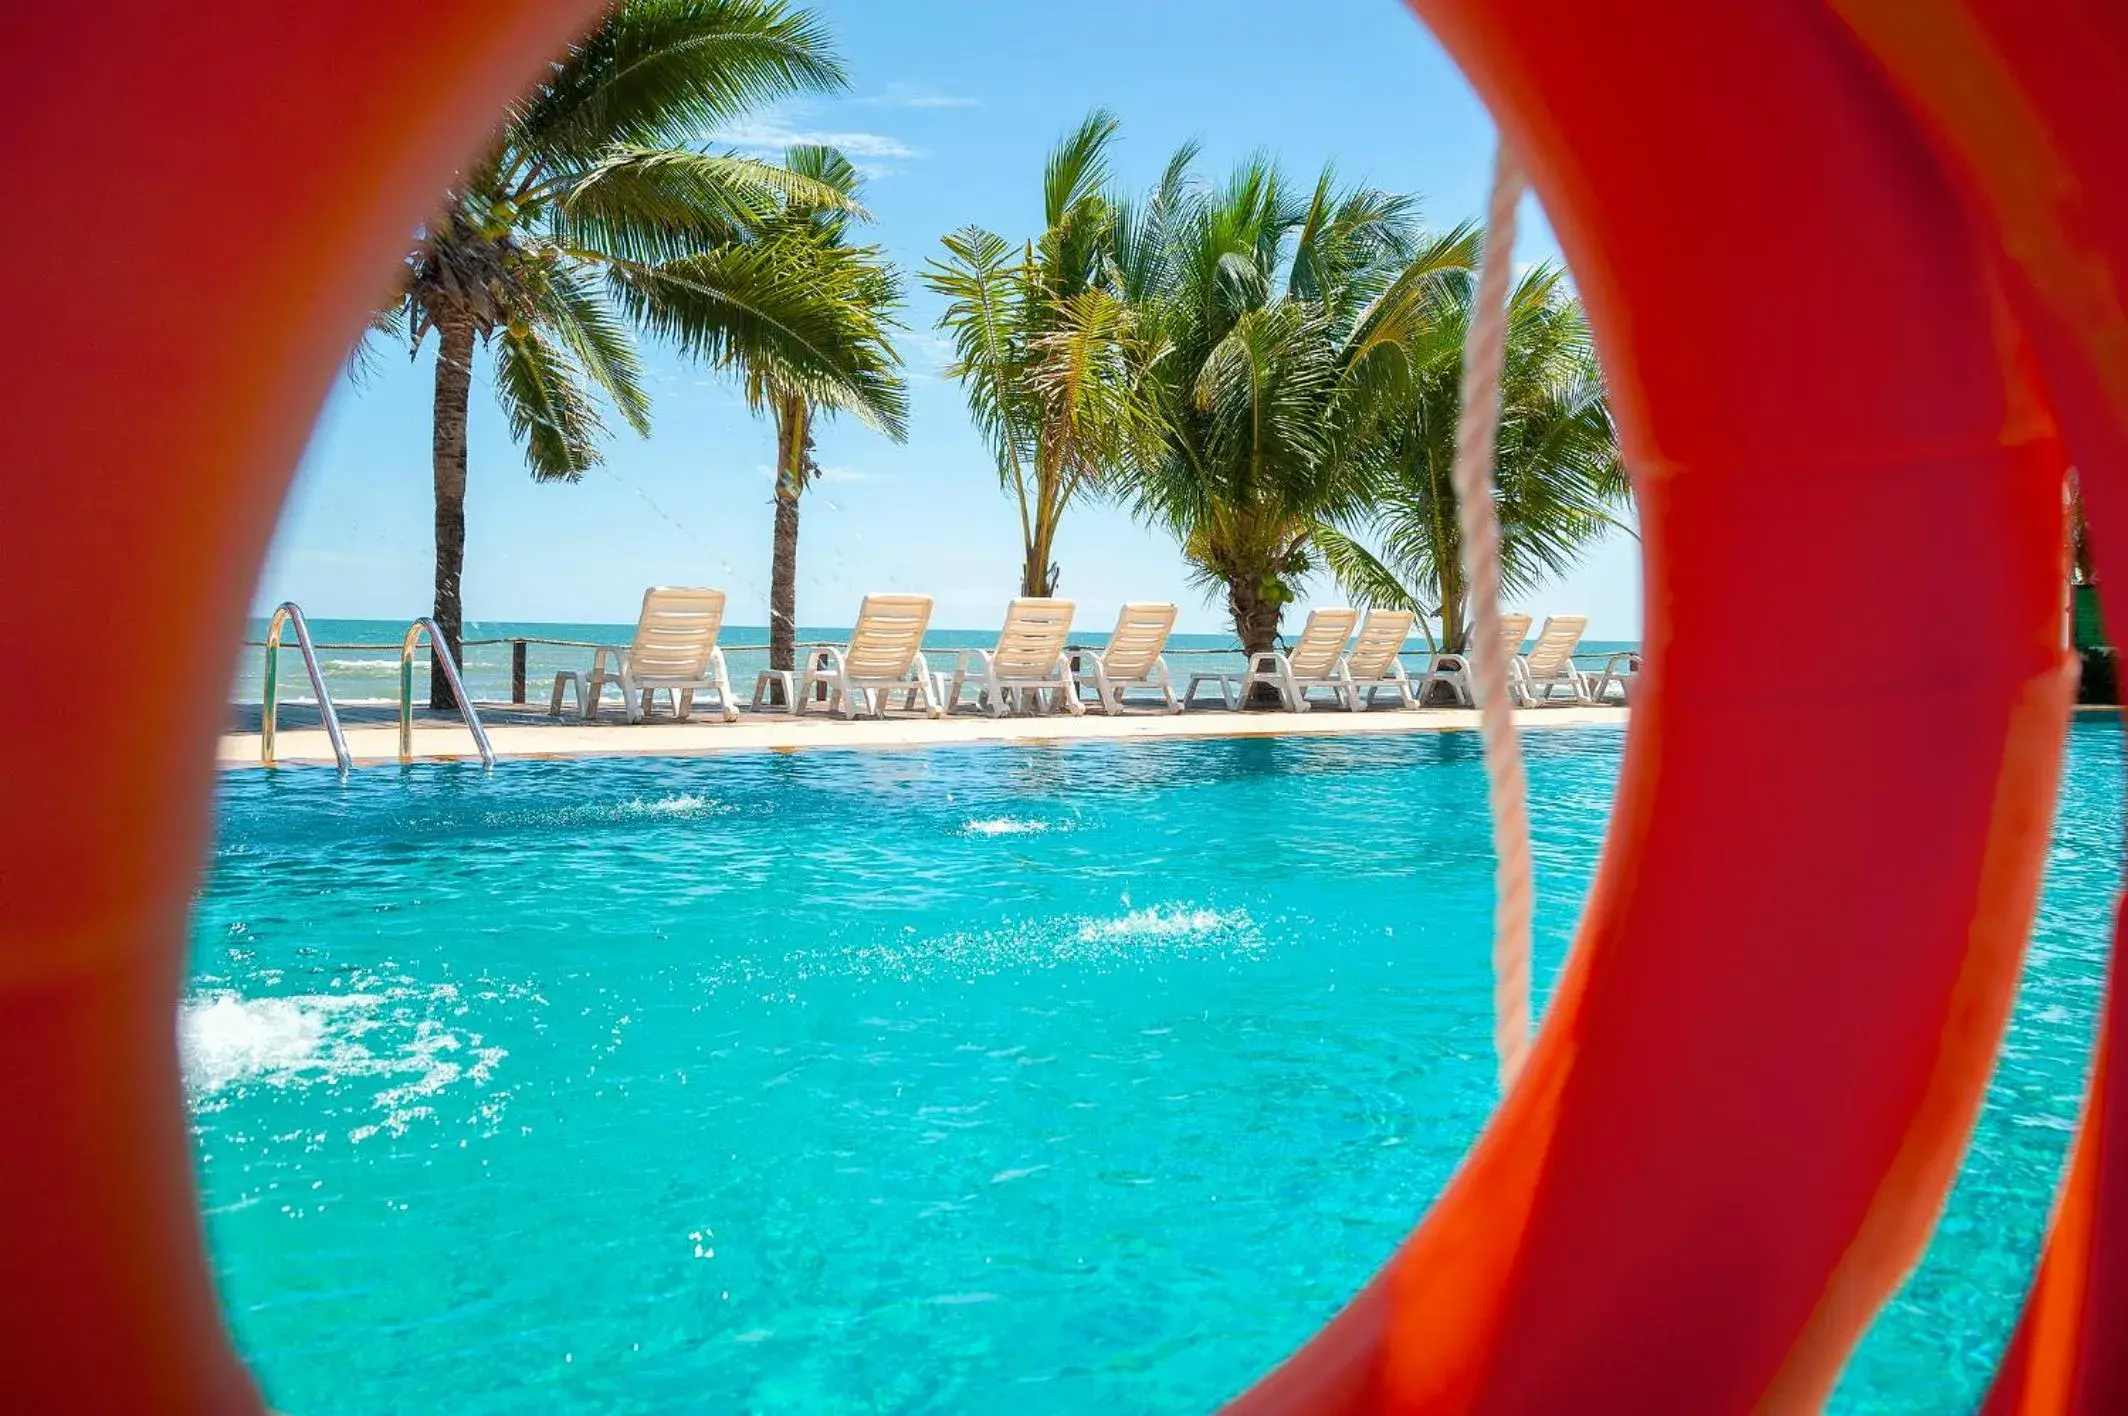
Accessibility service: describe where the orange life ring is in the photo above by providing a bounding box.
[0,2,2120,1411]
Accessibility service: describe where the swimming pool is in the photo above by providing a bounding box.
[186,722,2121,1413]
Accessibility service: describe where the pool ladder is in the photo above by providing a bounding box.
[399,617,495,768]
[260,601,352,773]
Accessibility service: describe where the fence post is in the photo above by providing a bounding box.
[511,639,527,705]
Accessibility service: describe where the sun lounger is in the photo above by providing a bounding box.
[1588,650,1639,704]
[795,593,943,719]
[1419,612,1533,707]
[1074,603,1184,714]
[1236,607,1362,711]
[558,586,740,723]
[1512,614,1593,705]
[1340,608,1422,709]
[944,598,1083,716]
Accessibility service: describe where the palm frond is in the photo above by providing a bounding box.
[777,142,865,235]
[544,146,852,261]
[534,256,652,436]
[1024,287,1156,508]
[1313,522,1435,612]
[346,299,410,385]
[1286,166,1340,303]
[781,141,861,196]
[1043,109,1121,230]
[1344,220,1479,361]
[616,235,906,436]
[512,0,846,172]
[1113,139,1200,303]
[923,225,1038,489]
[493,324,607,482]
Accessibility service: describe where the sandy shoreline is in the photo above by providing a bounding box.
[221,698,1631,768]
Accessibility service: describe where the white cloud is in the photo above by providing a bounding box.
[710,115,921,161]
[855,83,980,110]
[905,331,957,377]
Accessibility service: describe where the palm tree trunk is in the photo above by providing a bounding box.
[1022,536,1058,598]
[1023,464,1060,596]
[1019,547,1048,598]
[767,395,809,703]
[1228,574,1285,707]
[430,317,475,711]
[2071,472,2095,584]
[1437,556,1469,655]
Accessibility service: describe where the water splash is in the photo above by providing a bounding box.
[1076,906,1252,942]
[180,992,373,1093]
[960,817,1055,837]
[180,986,507,1138]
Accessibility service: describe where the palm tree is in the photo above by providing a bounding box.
[381,0,872,705]
[1314,263,1628,654]
[1112,150,1468,663]
[924,111,1150,597]
[734,145,908,698]
[2071,471,2095,585]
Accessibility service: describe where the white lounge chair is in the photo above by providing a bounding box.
[1588,650,1640,704]
[557,586,740,724]
[1073,603,1184,714]
[1340,608,1422,709]
[944,598,1083,717]
[1513,615,1593,705]
[1420,612,1533,707]
[795,593,943,719]
[1235,607,1362,711]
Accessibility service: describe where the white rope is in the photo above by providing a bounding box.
[1454,143,1535,1091]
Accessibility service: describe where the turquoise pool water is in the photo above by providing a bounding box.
[187,722,2122,1413]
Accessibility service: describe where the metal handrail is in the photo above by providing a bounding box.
[399,619,495,767]
[261,602,351,773]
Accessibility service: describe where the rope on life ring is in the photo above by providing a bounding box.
[1451,142,1535,1090]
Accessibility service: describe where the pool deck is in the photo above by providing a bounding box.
[220,698,1630,768]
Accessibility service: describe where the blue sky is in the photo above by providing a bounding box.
[261,0,1641,637]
